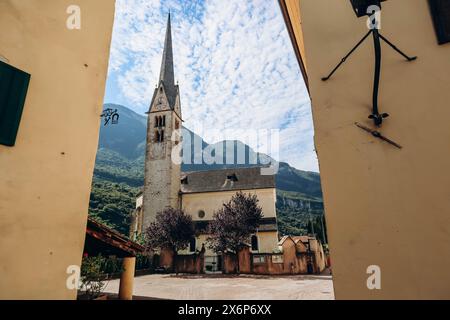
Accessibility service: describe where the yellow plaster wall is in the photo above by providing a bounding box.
[0,0,115,299]
[292,0,450,299]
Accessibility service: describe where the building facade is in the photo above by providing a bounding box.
[0,0,115,299]
[280,0,450,299]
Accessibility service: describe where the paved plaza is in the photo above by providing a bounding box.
[105,273,335,300]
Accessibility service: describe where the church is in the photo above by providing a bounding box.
[129,14,280,271]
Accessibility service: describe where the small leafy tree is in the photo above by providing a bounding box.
[144,207,194,273]
[207,192,263,273]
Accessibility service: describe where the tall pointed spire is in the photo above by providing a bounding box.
[149,12,179,112]
[159,12,175,90]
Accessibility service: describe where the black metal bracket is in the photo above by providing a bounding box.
[322,17,417,127]
[355,122,402,149]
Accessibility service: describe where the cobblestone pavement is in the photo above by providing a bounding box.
[105,274,335,300]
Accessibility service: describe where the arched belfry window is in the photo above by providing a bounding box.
[160,130,164,142]
[251,235,259,251]
[154,131,160,143]
[162,115,166,127]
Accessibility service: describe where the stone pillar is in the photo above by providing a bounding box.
[118,257,136,300]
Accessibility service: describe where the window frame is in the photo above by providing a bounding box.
[252,255,266,264]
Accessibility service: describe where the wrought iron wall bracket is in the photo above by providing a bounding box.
[322,16,417,127]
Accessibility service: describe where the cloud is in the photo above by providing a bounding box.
[105,0,318,172]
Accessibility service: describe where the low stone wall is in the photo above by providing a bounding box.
[223,247,251,274]
[250,253,309,275]
[159,244,325,275]
[223,249,321,275]
[159,248,205,274]
[175,253,205,274]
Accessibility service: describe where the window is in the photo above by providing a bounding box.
[429,0,450,44]
[181,176,188,184]
[189,238,196,253]
[0,61,31,146]
[253,255,266,264]
[227,173,238,182]
[160,130,164,142]
[155,116,167,128]
[198,210,205,218]
[251,235,259,251]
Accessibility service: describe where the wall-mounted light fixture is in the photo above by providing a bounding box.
[322,0,417,127]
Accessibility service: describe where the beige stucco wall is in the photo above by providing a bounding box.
[181,188,277,221]
[178,188,279,255]
[0,0,115,299]
[295,0,450,299]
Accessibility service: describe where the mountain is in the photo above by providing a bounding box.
[98,104,147,160]
[89,104,325,239]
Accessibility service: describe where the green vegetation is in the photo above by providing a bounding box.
[276,190,327,243]
[79,255,119,299]
[89,177,139,235]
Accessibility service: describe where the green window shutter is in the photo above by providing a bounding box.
[0,61,31,147]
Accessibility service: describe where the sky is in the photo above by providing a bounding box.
[104,0,318,172]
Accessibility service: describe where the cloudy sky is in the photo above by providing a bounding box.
[104,0,318,172]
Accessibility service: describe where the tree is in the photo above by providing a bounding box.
[307,214,328,245]
[144,208,194,273]
[207,192,263,273]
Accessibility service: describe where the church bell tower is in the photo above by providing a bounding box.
[142,13,182,230]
